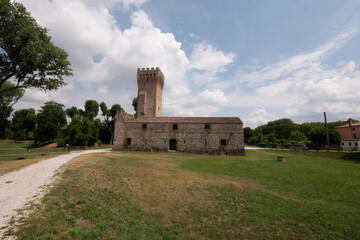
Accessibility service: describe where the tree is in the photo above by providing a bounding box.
[12,108,36,139]
[329,129,341,145]
[65,106,79,119]
[308,127,326,149]
[266,118,297,139]
[84,100,99,120]
[100,101,109,121]
[0,82,24,138]
[0,0,72,93]
[132,97,137,113]
[110,104,124,119]
[243,127,254,144]
[289,131,307,142]
[34,101,67,143]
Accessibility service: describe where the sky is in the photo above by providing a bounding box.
[13,0,360,128]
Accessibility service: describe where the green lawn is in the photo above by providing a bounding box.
[0,140,111,175]
[7,150,360,239]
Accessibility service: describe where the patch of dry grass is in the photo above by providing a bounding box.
[11,150,360,239]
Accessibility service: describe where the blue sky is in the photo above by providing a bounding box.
[15,0,360,127]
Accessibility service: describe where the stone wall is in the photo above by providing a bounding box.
[113,116,245,155]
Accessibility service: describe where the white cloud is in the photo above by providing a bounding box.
[16,0,192,114]
[190,43,235,73]
[245,109,277,128]
[198,89,229,105]
[232,29,360,126]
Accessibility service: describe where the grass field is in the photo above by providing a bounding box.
[6,150,360,239]
[0,140,110,176]
[0,140,67,176]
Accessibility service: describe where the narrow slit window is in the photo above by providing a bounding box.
[142,124,147,129]
[126,138,131,145]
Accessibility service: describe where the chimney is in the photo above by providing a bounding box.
[348,118,353,126]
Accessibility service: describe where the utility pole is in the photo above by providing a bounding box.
[324,112,329,152]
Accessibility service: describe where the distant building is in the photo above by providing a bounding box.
[113,67,245,155]
[334,118,360,150]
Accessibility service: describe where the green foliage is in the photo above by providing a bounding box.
[132,97,137,113]
[247,118,346,149]
[0,82,24,138]
[12,108,36,140]
[84,100,99,120]
[34,101,67,143]
[110,104,123,119]
[99,101,109,121]
[308,127,326,148]
[65,106,79,119]
[289,130,307,142]
[243,127,254,143]
[0,0,72,93]
[329,129,341,145]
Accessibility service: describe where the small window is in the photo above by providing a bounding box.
[146,78,149,83]
[158,106,160,111]
[354,134,357,139]
[342,142,344,146]
[205,124,211,130]
[126,138,131,145]
[173,124,178,130]
[142,124,147,129]
[355,143,358,146]
[353,128,355,131]
[205,139,207,146]
[221,139,227,146]
[349,142,352,146]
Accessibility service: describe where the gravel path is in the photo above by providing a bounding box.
[0,149,111,238]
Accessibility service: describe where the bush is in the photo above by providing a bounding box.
[56,138,66,147]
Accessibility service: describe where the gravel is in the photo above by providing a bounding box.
[0,149,111,238]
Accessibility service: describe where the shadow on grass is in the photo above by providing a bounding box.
[341,152,360,163]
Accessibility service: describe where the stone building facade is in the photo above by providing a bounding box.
[113,67,245,155]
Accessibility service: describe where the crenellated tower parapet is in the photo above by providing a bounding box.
[136,67,164,118]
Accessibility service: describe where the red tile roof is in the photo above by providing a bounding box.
[334,122,360,128]
[125,117,242,124]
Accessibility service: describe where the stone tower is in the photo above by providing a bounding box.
[136,67,164,118]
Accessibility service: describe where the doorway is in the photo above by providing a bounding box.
[169,139,177,151]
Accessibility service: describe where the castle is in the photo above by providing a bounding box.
[113,67,245,155]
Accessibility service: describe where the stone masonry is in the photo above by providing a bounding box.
[113,67,245,156]
[137,67,164,117]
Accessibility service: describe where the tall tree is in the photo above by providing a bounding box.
[12,108,36,139]
[34,101,67,143]
[100,101,109,121]
[0,82,24,138]
[65,106,79,119]
[243,127,254,144]
[110,104,124,119]
[84,100,99,120]
[0,0,72,93]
